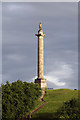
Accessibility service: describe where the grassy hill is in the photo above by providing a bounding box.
[31,89,78,120]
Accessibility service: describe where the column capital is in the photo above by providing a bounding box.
[35,34,45,37]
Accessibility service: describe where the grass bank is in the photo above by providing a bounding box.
[31,89,78,120]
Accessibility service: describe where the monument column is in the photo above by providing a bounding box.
[35,22,47,89]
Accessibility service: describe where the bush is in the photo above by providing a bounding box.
[2,80,42,120]
[56,98,80,120]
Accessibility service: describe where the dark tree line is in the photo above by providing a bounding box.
[2,80,42,120]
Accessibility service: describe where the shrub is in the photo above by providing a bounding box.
[2,80,42,120]
[56,98,80,120]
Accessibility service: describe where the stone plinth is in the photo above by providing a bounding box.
[35,78,47,90]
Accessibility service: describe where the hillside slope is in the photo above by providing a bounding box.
[32,89,78,120]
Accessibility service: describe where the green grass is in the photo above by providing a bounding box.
[29,98,43,115]
[31,89,78,120]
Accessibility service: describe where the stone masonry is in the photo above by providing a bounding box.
[35,22,47,89]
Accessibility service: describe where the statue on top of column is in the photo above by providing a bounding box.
[39,22,42,30]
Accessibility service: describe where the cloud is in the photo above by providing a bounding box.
[2,0,78,2]
[32,62,74,88]
[46,76,65,86]
[46,62,74,87]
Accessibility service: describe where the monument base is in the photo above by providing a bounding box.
[35,78,47,90]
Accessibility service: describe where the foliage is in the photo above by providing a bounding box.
[56,98,80,120]
[2,80,42,120]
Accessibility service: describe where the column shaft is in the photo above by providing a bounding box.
[38,36,44,78]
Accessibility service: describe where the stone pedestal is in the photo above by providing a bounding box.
[35,78,47,90]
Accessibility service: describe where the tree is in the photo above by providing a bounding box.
[2,80,42,120]
[56,98,80,120]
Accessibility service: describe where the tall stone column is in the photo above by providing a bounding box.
[36,22,45,79]
[35,22,47,89]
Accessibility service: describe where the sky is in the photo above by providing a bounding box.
[2,0,79,2]
[2,2,78,89]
